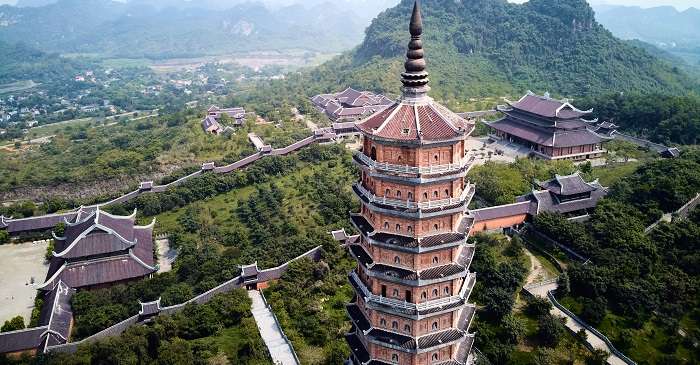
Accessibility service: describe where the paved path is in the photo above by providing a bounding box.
[524,279,627,365]
[248,290,298,365]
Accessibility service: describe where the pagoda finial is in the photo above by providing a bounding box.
[401,0,430,97]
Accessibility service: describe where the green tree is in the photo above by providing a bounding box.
[0,230,9,245]
[1,316,25,332]
[538,314,566,347]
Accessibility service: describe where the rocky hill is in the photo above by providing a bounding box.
[308,0,698,99]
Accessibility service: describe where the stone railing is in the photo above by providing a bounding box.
[353,182,475,210]
[354,151,474,175]
[547,291,637,365]
[350,271,474,312]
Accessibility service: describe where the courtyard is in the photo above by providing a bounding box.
[0,240,49,325]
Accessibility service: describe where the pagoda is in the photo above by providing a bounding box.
[345,2,477,364]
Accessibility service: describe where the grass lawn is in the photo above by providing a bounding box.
[592,161,643,187]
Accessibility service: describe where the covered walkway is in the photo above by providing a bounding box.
[248,290,298,365]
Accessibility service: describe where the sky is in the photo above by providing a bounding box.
[0,0,698,10]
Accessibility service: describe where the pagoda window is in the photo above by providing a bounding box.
[434,224,439,231]
[432,321,439,330]
[385,188,390,197]
[423,192,428,200]
[421,291,427,299]
[391,354,399,363]
[407,226,413,233]
[370,147,377,160]
[393,289,400,297]
[432,353,439,361]
[396,190,401,198]
[395,224,401,232]
[407,192,413,201]
[433,191,439,198]
[444,286,450,295]
[432,288,438,297]
[394,256,401,264]
[380,318,387,326]
[404,324,411,333]
[384,221,389,229]
[444,189,449,197]
[392,321,399,330]
[433,256,439,264]
[434,154,439,162]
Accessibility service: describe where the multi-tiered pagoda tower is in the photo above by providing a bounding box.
[345,2,477,364]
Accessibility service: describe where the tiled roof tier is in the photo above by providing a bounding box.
[38,281,74,345]
[525,188,607,215]
[139,298,162,316]
[488,117,605,148]
[367,328,416,350]
[40,210,156,290]
[347,304,371,332]
[509,93,592,119]
[349,244,374,268]
[351,214,467,252]
[357,101,473,144]
[471,201,534,222]
[346,332,371,363]
[537,172,598,195]
[0,326,48,354]
[417,329,465,350]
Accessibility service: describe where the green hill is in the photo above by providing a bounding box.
[307,0,699,100]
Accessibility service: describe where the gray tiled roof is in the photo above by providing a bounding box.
[471,201,533,222]
[537,172,597,195]
[0,326,48,353]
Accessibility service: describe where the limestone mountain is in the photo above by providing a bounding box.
[0,0,369,58]
[309,0,698,99]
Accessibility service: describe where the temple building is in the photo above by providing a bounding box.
[38,207,157,291]
[312,88,393,122]
[345,2,477,364]
[488,92,614,160]
[517,172,608,217]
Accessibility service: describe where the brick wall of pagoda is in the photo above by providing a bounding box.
[361,172,465,202]
[361,204,463,237]
[363,138,465,167]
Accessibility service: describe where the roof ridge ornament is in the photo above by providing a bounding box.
[401,0,430,99]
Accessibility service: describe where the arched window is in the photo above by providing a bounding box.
[423,192,428,200]
[384,221,390,229]
[380,318,387,326]
[433,191,439,198]
[432,321,439,330]
[394,256,401,264]
[407,192,413,201]
[392,289,399,297]
[432,288,438,297]
[398,155,403,162]
[392,321,398,330]
[434,224,439,231]
[432,353,439,361]
[433,256,439,264]
[434,154,439,162]
[385,188,390,197]
[370,147,377,160]
[391,354,399,363]
[395,224,401,232]
[421,291,427,299]
[444,286,450,295]
[407,226,413,233]
[396,190,401,198]
[444,189,450,197]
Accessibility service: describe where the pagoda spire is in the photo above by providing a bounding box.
[401,0,430,97]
